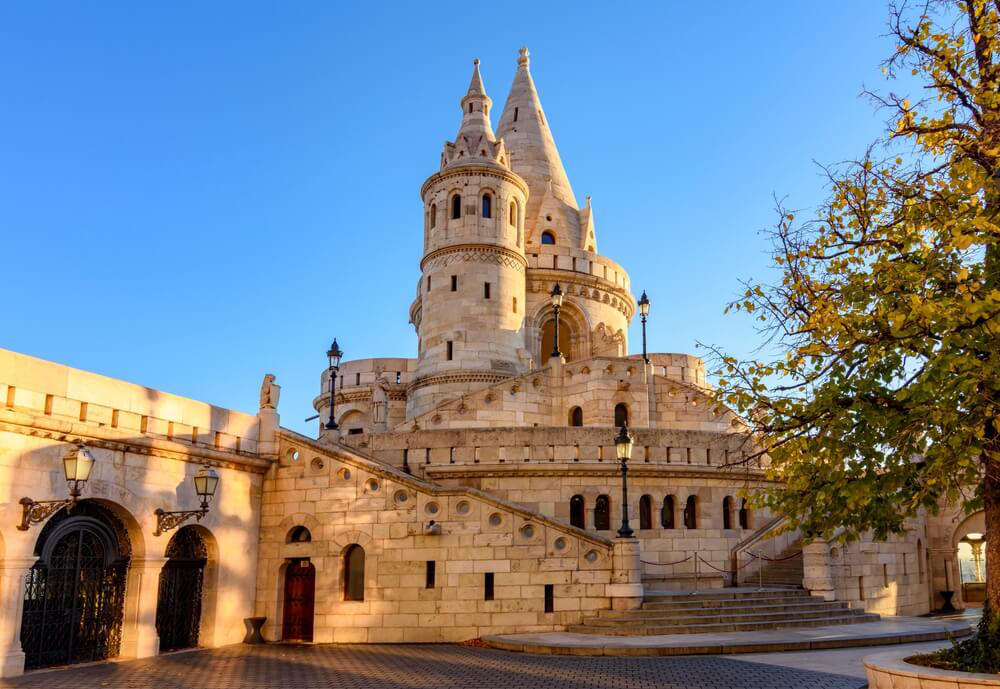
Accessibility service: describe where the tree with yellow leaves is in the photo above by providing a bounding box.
[712,0,1000,651]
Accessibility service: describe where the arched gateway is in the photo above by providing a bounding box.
[20,501,130,670]
[156,526,208,651]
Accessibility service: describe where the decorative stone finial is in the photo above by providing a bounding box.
[474,58,480,66]
[519,47,530,68]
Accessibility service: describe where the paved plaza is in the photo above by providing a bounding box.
[0,643,869,689]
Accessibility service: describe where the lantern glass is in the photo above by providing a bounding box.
[638,291,650,317]
[614,426,633,462]
[63,444,96,483]
[550,284,564,308]
[193,465,220,501]
[327,338,343,369]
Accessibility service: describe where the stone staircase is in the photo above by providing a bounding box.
[568,588,879,635]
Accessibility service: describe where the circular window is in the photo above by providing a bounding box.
[585,550,599,563]
[393,490,409,505]
[289,450,300,461]
[337,468,351,481]
[553,537,567,551]
[456,500,470,515]
[366,478,380,493]
[311,457,324,471]
[520,524,535,539]
[488,512,503,527]
[425,501,440,515]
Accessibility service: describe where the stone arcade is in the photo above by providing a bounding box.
[0,50,982,677]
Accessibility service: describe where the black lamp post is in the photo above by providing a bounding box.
[326,338,343,430]
[154,464,220,536]
[550,283,564,360]
[615,424,635,538]
[638,291,650,364]
[18,443,96,530]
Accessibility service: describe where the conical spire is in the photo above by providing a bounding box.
[496,48,579,217]
[456,58,495,142]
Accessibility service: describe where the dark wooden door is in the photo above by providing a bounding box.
[282,560,315,641]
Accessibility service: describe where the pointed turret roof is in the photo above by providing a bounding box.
[441,59,507,170]
[496,48,578,213]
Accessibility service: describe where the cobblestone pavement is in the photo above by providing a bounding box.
[0,643,867,689]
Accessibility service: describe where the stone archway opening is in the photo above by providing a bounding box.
[155,526,208,652]
[21,500,131,670]
[540,318,573,365]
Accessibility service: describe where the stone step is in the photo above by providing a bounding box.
[582,607,869,627]
[642,589,808,603]
[640,596,831,611]
[612,600,853,617]
[567,613,881,635]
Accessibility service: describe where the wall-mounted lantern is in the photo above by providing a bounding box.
[17,443,96,530]
[154,464,220,536]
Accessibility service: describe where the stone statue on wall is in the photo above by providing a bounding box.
[372,376,388,425]
[259,374,280,410]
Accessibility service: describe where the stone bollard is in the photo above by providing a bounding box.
[802,541,836,601]
[608,538,644,611]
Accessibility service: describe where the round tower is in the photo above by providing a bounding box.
[407,60,530,419]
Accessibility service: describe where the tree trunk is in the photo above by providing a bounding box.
[985,456,1000,613]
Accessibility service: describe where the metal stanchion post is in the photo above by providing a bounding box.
[758,551,764,591]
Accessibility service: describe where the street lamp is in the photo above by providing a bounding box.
[326,338,343,431]
[638,291,650,364]
[154,464,220,536]
[18,443,96,530]
[550,284,564,361]
[615,425,635,538]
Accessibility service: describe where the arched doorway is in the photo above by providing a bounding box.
[540,318,572,365]
[21,501,131,670]
[282,559,315,641]
[614,403,629,427]
[156,527,207,651]
[639,495,653,530]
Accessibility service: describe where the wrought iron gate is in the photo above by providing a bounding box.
[156,527,207,652]
[282,559,315,641]
[21,505,129,670]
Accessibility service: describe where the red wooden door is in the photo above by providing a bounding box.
[282,560,315,641]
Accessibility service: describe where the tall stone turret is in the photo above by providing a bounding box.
[407,60,531,418]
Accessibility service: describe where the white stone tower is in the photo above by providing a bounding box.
[407,60,531,418]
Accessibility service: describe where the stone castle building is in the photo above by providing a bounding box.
[0,50,985,677]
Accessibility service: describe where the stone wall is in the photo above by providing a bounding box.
[256,431,635,643]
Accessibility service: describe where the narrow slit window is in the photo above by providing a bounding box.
[446,341,453,360]
[544,584,554,613]
[426,561,436,589]
[484,572,494,601]
[514,106,518,121]
[484,282,491,299]
[451,194,461,219]
[451,275,457,291]
[482,193,492,218]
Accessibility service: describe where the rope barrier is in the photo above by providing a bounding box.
[755,550,803,562]
[695,554,730,573]
[639,555,693,567]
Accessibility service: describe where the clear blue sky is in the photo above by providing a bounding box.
[1,2,912,434]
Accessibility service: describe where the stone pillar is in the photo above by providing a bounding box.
[802,541,836,601]
[608,539,643,611]
[258,408,280,457]
[120,557,166,660]
[0,557,36,678]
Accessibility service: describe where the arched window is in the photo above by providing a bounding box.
[430,204,437,228]
[639,495,652,530]
[614,403,629,428]
[738,499,750,529]
[344,544,365,601]
[451,194,461,220]
[287,525,312,543]
[683,496,698,529]
[570,495,585,529]
[722,496,733,530]
[661,496,675,529]
[569,406,583,427]
[594,494,611,531]
[509,201,517,225]
[541,231,555,244]
[482,193,492,218]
